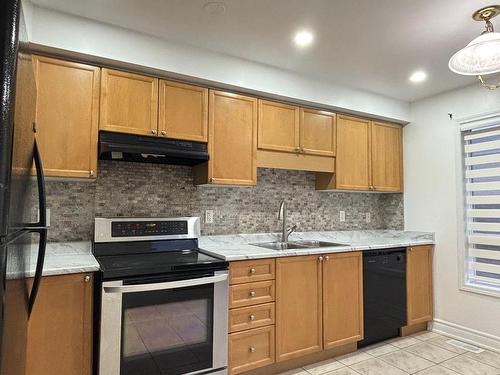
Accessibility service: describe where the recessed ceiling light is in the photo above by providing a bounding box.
[203,1,226,15]
[409,70,427,83]
[294,30,314,47]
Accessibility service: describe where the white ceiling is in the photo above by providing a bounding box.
[30,0,499,101]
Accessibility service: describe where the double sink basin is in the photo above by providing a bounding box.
[250,240,348,251]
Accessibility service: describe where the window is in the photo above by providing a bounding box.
[462,125,500,294]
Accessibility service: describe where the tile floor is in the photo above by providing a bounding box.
[278,332,500,375]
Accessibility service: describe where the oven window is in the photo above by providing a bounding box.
[121,284,214,375]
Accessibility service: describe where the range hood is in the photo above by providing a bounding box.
[98,131,209,166]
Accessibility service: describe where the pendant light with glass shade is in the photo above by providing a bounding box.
[449,5,500,90]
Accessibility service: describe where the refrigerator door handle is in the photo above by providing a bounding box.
[28,140,48,315]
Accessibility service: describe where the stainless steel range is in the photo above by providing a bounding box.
[93,217,229,375]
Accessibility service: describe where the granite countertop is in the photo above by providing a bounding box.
[199,230,435,261]
[6,241,99,279]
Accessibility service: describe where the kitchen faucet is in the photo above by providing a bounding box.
[278,200,297,243]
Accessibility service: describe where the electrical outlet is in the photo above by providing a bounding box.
[339,210,346,222]
[365,212,371,223]
[205,210,214,224]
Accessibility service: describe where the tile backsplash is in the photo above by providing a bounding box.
[44,161,403,242]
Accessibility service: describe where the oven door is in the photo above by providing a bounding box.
[99,270,228,375]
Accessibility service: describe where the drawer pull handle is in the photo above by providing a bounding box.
[249,268,256,274]
[249,346,256,353]
[325,255,330,261]
[249,314,256,321]
[249,291,256,297]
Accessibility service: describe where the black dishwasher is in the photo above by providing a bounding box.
[358,248,407,348]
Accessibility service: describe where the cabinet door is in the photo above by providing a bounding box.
[276,255,323,362]
[407,246,433,325]
[258,99,299,153]
[34,56,99,178]
[300,109,336,157]
[158,80,208,142]
[371,121,403,192]
[207,90,257,185]
[27,273,93,375]
[323,252,363,349]
[336,115,371,190]
[100,68,158,136]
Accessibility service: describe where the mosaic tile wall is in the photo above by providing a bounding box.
[44,161,404,242]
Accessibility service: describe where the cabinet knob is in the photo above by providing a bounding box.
[325,255,330,261]
[249,314,256,321]
[295,147,301,152]
[90,170,95,177]
[249,291,256,297]
[151,129,157,134]
[249,346,256,353]
[161,130,167,136]
[84,275,91,283]
[249,267,256,274]
[319,256,324,262]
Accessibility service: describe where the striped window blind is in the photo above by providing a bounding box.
[463,125,500,293]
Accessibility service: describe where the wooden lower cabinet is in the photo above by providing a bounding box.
[407,245,433,325]
[229,326,275,374]
[323,252,363,349]
[26,273,93,375]
[276,255,323,362]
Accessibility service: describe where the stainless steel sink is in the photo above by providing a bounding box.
[250,240,347,250]
[249,242,310,250]
[288,240,348,248]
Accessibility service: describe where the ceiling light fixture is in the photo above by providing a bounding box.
[409,70,427,83]
[449,5,500,90]
[294,30,314,47]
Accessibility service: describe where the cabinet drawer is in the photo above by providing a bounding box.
[230,281,275,308]
[229,326,275,375]
[229,303,275,333]
[230,259,275,285]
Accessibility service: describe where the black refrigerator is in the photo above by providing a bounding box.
[0,1,48,374]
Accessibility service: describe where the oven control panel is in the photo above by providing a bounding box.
[111,220,188,237]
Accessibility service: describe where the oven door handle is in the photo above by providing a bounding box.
[103,273,228,294]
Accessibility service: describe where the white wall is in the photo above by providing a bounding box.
[405,84,500,349]
[27,5,410,122]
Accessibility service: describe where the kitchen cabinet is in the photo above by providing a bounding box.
[228,259,276,374]
[276,255,323,362]
[26,273,93,375]
[276,253,363,362]
[300,108,336,157]
[258,99,300,153]
[371,121,403,192]
[317,114,403,192]
[194,90,257,185]
[323,252,363,349]
[158,80,208,142]
[334,115,371,190]
[407,245,433,325]
[33,56,100,178]
[100,68,158,136]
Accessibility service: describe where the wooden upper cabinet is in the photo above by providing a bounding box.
[34,56,100,178]
[27,273,93,375]
[371,121,403,192]
[196,90,257,185]
[276,255,323,362]
[407,245,433,325]
[323,252,363,349]
[300,109,336,157]
[257,99,299,153]
[100,68,158,136]
[335,115,371,190]
[158,80,208,142]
